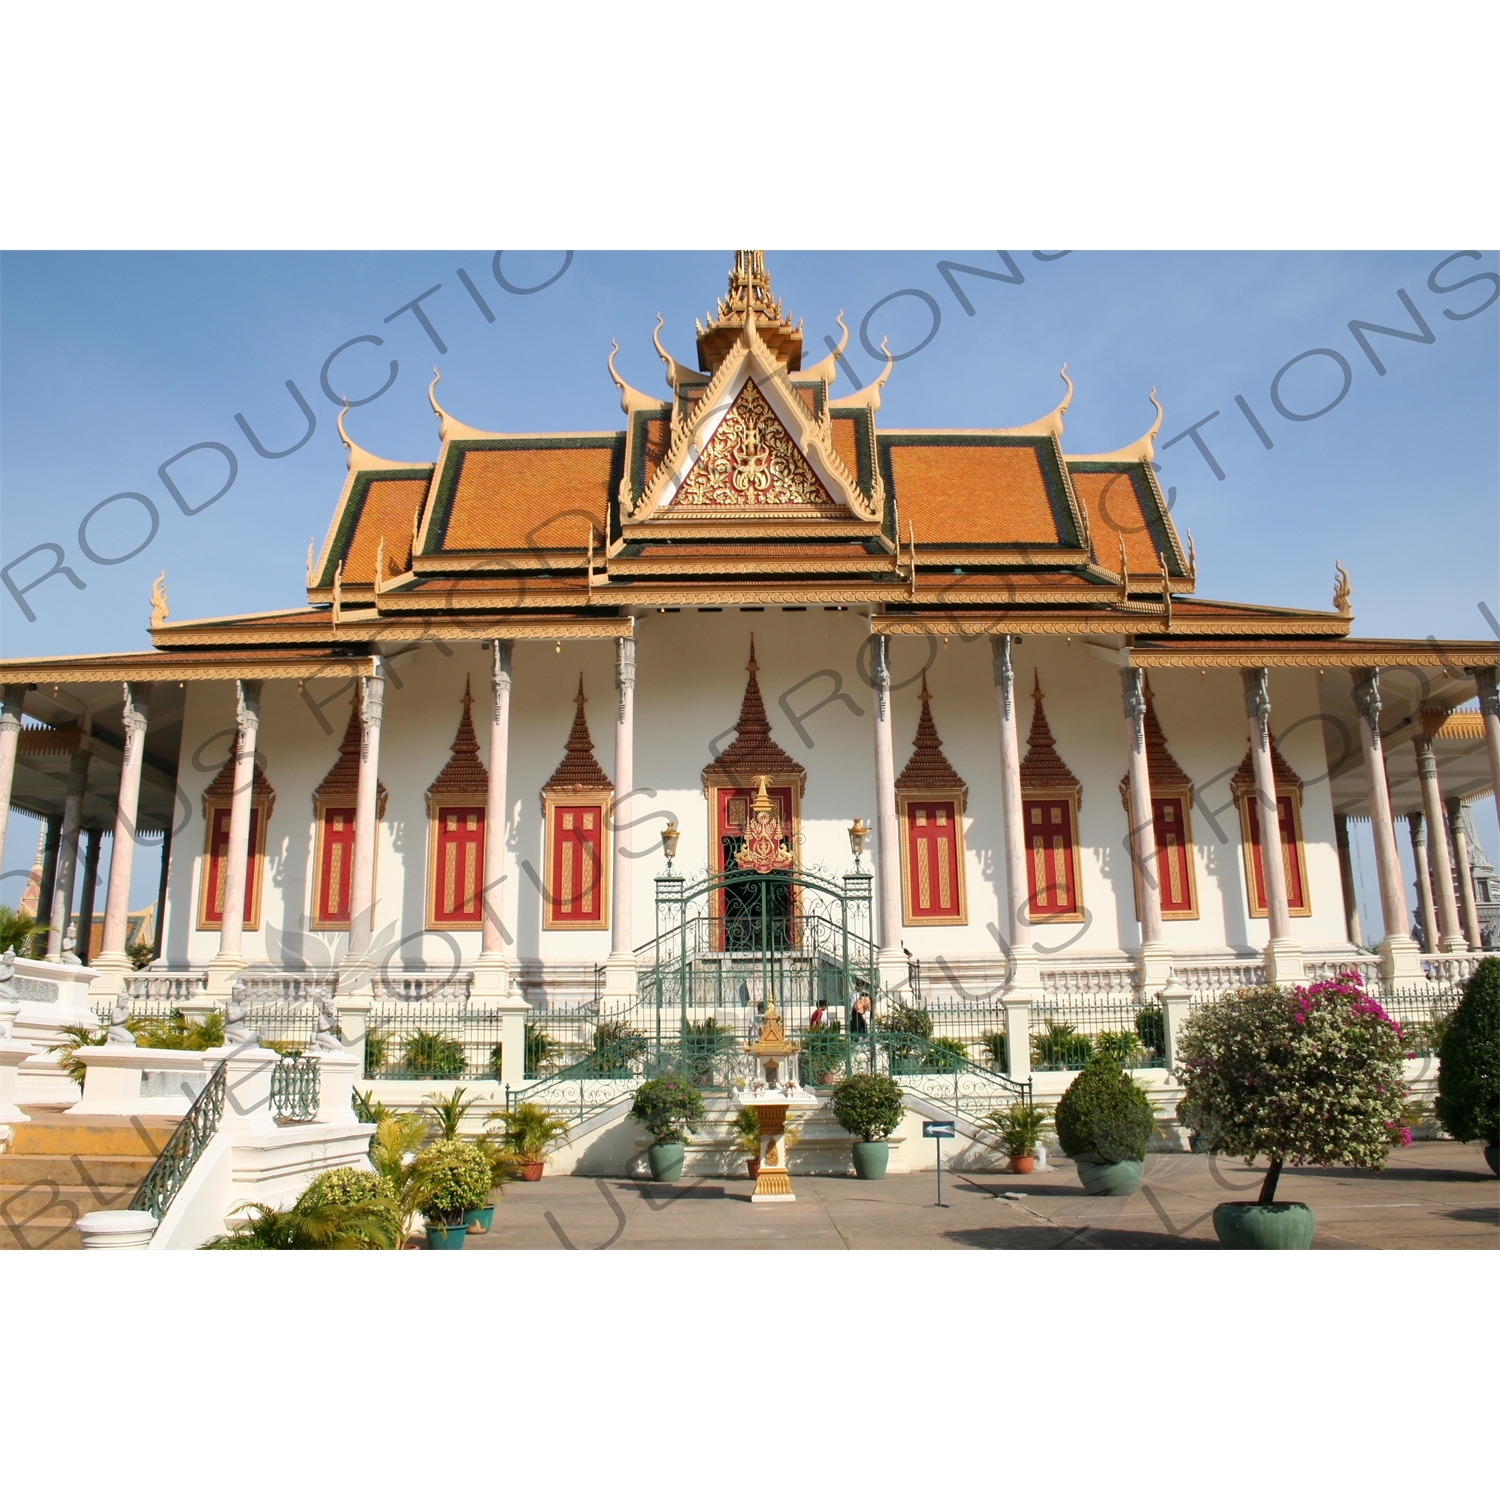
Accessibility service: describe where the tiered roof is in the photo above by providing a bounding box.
[313,693,388,816]
[895,676,967,794]
[425,679,488,809]
[1019,673,1081,799]
[542,679,613,798]
[701,640,807,792]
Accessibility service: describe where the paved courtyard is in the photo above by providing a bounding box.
[465,1140,1499,1250]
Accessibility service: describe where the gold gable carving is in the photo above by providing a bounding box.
[670,380,836,511]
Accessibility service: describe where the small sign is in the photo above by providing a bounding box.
[923,1120,956,1138]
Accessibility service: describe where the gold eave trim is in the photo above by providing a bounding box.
[0,656,379,683]
[143,617,635,646]
[409,551,597,575]
[1129,644,1500,669]
[621,518,885,542]
[609,555,894,577]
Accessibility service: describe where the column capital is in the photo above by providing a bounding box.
[1414,735,1438,780]
[1241,666,1271,749]
[615,635,636,722]
[872,632,891,720]
[66,746,91,798]
[1351,667,1382,734]
[0,684,25,732]
[235,678,262,734]
[359,667,384,757]
[989,634,1013,719]
[491,638,513,706]
[1120,666,1146,751]
[1474,664,1499,715]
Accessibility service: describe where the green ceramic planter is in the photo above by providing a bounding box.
[852,1141,889,1180]
[1073,1154,1142,1196]
[1213,1201,1316,1249]
[464,1205,495,1234]
[648,1143,685,1182]
[424,1223,468,1250]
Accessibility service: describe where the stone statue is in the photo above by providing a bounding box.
[307,996,342,1055]
[0,947,16,1001]
[106,996,134,1046]
[224,982,258,1046]
[60,922,81,966]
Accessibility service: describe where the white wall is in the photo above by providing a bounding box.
[161,618,1351,974]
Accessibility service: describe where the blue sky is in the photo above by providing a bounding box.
[1,250,1497,922]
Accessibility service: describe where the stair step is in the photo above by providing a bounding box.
[0,1154,158,1187]
[0,1222,82,1251]
[8,1116,178,1158]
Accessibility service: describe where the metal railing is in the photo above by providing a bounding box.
[270,1055,320,1120]
[1029,994,1167,1071]
[363,1005,503,1080]
[1379,985,1462,1057]
[129,1060,227,1224]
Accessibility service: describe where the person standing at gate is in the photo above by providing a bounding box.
[850,991,870,1034]
[808,998,829,1030]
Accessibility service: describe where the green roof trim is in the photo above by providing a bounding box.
[1069,460,1187,578]
[319,467,432,589]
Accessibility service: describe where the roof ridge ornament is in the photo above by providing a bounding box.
[607,339,659,413]
[799,312,849,386]
[336,399,425,472]
[994,365,1074,439]
[149,571,169,631]
[831,336,894,413]
[1068,388,1163,463]
[1333,559,1352,616]
[426,367,505,443]
[650,314,698,392]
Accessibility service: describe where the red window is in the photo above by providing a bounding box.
[1152,796,1197,917]
[315,807,357,926]
[548,803,606,925]
[905,801,961,921]
[433,805,485,926]
[1243,792,1307,915]
[202,804,261,925]
[1023,798,1081,920]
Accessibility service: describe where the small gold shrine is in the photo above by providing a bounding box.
[741,1000,803,1204]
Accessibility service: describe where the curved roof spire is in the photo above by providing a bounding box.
[650,313,699,391]
[995,365,1074,439]
[832,336,894,412]
[427,367,504,443]
[1069,388,1163,463]
[799,312,849,386]
[335,400,424,472]
[695,251,803,375]
[607,339,658,413]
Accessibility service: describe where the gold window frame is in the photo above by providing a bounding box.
[541,790,612,931]
[310,800,382,932]
[896,790,969,927]
[1020,788,1085,925]
[1235,785,1311,919]
[197,793,272,932]
[426,797,488,931]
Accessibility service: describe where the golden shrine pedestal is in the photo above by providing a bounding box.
[733,1000,813,1205]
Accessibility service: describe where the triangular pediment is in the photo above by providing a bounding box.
[624,320,881,535]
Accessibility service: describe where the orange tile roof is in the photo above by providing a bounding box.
[436,444,616,552]
[830,417,861,486]
[1068,466,1165,576]
[344,477,425,584]
[883,440,1068,546]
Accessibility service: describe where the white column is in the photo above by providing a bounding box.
[1409,815,1438,954]
[347,662,384,959]
[1414,723,1465,952]
[1122,666,1170,990]
[870,633,907,996]
[206,680,260,991]
[1352,669,1420,981]
[1242,667,1302,984]
[91,683,151,991]
[0,685,25,860]
[473,640,521,1031]
[1476,668,1500,816]
[992,636,1041,1000]
[1447,796,1483,952]
[46,745,91,962]
[1334,814,1363,948]
[602,634,639,1007]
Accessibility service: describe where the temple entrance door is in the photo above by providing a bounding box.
[711,783,797,952]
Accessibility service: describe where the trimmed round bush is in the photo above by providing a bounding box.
[1436,956,1500,1147]
[300,1166,386,1209]
[1055,1055,1155,1163]
[831,1073,904,1142]
[416,1140,493,1224]
[629,1075,705,1145]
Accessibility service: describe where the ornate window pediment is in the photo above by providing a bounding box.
[895,675,968,926]
[540,678,612,930]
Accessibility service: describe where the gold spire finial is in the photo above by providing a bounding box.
[576,674,586,707]
[747,635,758,676]
[461,674,474,712]
[1333,559,1352,616]
[1032,667,1043,705]
[919,671,930,707]
[149,571,168,629]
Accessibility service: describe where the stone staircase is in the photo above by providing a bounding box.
[0,1116,176,1250]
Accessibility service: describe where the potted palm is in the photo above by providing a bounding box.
[831,1073,904,1179]
[629,1075,704,1181]
[368,1112,434,1248]
[731,1105,800,1178]
[984,1101,1050,1173]
[1435,957,1499,1176]
[1055,1054,1155,1195]
[1175,973,1409,1247]
[488,1101,572,1180]
[415,1139,492,1249]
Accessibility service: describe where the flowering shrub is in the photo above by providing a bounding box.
[1173,972,1408,1203]
[1435,956,1500,1148]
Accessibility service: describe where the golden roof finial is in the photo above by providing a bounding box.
[576,674,586,707]
[149,571,168,630]
[746,635,758,676]
[1032,667,1043,705]
[919,671,931,707]
[1333,559,1352,616]
[461,674,474,713]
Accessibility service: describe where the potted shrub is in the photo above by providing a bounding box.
[1055,1054,1155,1195]
[1175,973,1409,1248]
[294,1166,402,1248]
[831,1073,904,1179]
[629,1075,705,1181]
[804,1017,845,1084]
[1434,956,1499,1176]
[368,1112,434,1248]
[984,1101,1050,1173]
[488,1101,572,1180]
[401,1028,466,1080]
[731,1105,800,1178]
[415,1139,492,1249]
